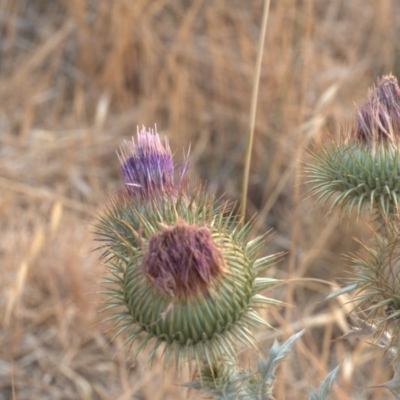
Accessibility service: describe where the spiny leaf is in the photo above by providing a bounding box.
[326,283,358,300]
[258,330,305,386]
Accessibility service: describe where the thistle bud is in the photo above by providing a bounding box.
[95,126,281,371]
[307,75,400,216]
[349,223,400,345]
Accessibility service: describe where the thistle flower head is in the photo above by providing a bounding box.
[307,75,400,216]
[349,223,400,345]
[95,126,281,372]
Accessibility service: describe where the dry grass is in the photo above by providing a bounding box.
[1,0,400,398]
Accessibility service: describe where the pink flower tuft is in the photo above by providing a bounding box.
[357,75,400,144]
[118,126,180,198]
[142,220,225,298]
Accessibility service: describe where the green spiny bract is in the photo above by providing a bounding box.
[306,74,400,217]
[307,143,400,215]
[95,126,282,372]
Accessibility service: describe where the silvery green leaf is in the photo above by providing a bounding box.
[374,357,400,397]
[309,365,340,400]
[258,330,305,385]
[326,283,357,300]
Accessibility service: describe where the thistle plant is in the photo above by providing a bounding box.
[94,126,340,398]
[307,74,400,395]
[95,126,282,373]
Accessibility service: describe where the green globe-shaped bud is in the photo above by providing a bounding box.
[307,75,400,216]
[307,143,400,215]
[95,127,281,371]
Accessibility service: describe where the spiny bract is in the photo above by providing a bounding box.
[307,143,400,215]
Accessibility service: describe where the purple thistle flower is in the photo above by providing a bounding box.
[357,75,400,144]
[118,126,178,198]
[142,219,225,299]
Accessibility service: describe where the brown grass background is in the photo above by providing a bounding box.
[1,0,400,399]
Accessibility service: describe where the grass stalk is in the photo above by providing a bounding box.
[240,0,271,222]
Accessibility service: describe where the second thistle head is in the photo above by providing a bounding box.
[307,75,400,216]
[95,126,282,372]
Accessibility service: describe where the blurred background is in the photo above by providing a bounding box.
[1,0,400,399]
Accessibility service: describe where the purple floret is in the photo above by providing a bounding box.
[142,220,225,298]
[356,75,400,144]
[119,126,177,198]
